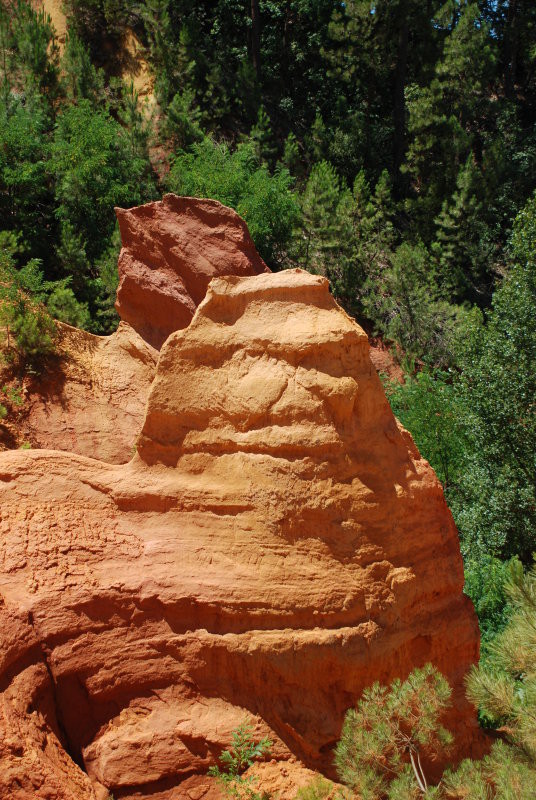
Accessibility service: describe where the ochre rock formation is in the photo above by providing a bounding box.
[0,269,480,800]
[10,321,157,464]
[2,196,267,464]
[115,194,269,349]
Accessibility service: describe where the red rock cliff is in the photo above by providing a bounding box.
[0,268,480,800]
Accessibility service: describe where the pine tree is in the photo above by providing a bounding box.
[297,160,345,273]
[441,561,536,798]
[9,0,60,102]
[306,112,328,163]
[325,0,441,185]
[353,169,395,316]
[433,157,493,302]
[162,88,203,149]
[250,105,276,167]
[0,1,57,264]
[404,2,496,234]
[46,280,91,329]
[452,192,536,562]
[56,223,92,297]
[280,132,301,176]
[62,29,104,103]
[134,0,178,106]
[0,232,56,368]
[335,663,453,799]
[51,99,154,270]
[0,93,54,266]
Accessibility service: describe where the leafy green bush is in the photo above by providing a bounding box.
[46,283,91,329]
[463,555,519,650]
[208,720,271,800]
[385,369,469,492]
[453,193,536,562]
[335,663,453,799]
[167,138,299,268]
[0,383,23,425]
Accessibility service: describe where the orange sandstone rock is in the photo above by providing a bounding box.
[0,605,108,800]
[13,321,157,463]
[115,194,269,349]
[0,270,480,799]
[3,196,268,464]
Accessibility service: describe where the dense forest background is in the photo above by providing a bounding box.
[1,0,536,654]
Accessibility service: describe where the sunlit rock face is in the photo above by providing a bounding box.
[115,194,269,350]
[7,195,268,466]
[0,264,480,799]
[12,320,157,464]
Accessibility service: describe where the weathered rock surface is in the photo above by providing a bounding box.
[115,194,269,349]
[9,321,157,464]
[0,269,480,799]
[1,196,267,464]
[0,605,108,800]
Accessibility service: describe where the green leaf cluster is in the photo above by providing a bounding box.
[208,720,271,800]
[335,663,452,799]
[168,138,299,268]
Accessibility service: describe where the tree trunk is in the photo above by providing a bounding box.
[504,0,519,100]
[393,1,409,193]
[251,0,261,79]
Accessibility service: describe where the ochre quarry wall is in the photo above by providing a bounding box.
[0,269,480,800]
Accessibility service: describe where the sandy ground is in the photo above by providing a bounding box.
[33,0,67,47]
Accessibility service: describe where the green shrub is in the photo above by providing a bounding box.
[335,663,453,799]
[208,720,271,800]
[385,369,469,492]
[296,776,334,800]
[167,138,299,268]
[463,555,519,650]
[0,232,57,369]
[0,384,23,424]
[46,282,91,329]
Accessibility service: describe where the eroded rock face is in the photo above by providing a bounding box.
[0,606,107,800]
[115,194,269,349]
[11,321,157,464]
[2,196,268,464]
[0,270,480,800]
